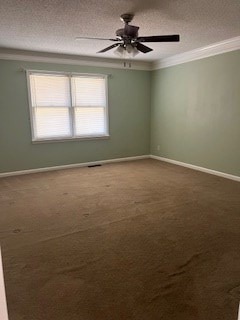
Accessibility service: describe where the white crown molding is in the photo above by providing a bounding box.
[0,36,239,71]
[0,155,149,178]
[152,36,240,70]
[0,48,151,71]
[150,155,240,182]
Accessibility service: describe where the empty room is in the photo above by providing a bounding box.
[0,1,240,320]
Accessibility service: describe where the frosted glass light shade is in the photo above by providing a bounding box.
[114,44,139,58]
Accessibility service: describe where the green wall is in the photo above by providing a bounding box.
[0,60,151,173]
[151,51,240,176]
[1,51,239,176]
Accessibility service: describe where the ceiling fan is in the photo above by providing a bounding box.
[76,13,180,57]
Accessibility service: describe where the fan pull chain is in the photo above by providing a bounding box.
[123,61,132,68]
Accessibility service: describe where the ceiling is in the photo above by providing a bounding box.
[0,0,239,62]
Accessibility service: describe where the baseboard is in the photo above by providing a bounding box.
[1,155,239,182]
[0,155,149,178]
[150,155,240,182]
[0,248,9,320]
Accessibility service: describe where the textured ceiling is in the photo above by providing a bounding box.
[0,0,239,61]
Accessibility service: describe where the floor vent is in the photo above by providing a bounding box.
[88,164,102,168]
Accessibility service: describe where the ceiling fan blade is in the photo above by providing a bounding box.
[76,36,119,41]
[137,35,180,42]
[136,42,153,53]
[97,43,121,53]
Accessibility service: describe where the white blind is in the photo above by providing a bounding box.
[30,74,70,107]
[29,74,71,139]
[72,76,106,107]
[34,108,71,138]
[75,107,105,135]
[72,76,106,136]
[28,72,108,140]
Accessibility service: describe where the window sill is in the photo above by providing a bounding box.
[32,135,110,144]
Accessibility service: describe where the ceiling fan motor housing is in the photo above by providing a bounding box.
[116,25,139,40]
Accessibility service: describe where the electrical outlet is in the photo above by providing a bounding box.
[157,145,160,151]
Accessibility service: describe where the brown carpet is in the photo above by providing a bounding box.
[0,159,240,320]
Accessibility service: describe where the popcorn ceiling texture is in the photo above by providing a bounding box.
[0,0,239,61]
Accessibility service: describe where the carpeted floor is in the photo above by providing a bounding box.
[0,159,240,320]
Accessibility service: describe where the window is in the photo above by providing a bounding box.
[27,71,109,142]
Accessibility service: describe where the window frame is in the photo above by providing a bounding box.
[26,70,110,143]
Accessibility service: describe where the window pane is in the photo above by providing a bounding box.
[30,74,70,107]
[34,107,71,139]
[74,107,106,136]
[72,76,106,107]
[28,72,108,141]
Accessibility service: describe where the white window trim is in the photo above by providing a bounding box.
[26,70,110,143]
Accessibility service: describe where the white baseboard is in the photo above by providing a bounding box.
[0,248,9,320]
[150,155,240,182]
[0,155,149,178]
[1,155,239,182]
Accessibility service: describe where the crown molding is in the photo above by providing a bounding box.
[152,36,240,70]
[0,48,151,71]
[1,36,239,71]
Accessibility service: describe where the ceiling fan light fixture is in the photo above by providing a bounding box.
[126,44,139,57]
[76,13,180,58]
[114,44,139,58]
[113,45,125,57]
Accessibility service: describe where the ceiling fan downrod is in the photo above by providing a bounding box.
[120,13,134,24]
